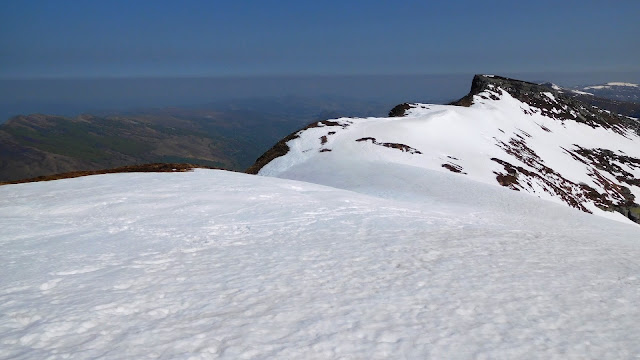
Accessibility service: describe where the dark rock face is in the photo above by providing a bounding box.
[245,125,307,175]
[388,103,413,117]
[448,75,523,107]
[452,75,639,135]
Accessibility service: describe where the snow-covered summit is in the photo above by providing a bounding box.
[252,75,640,224]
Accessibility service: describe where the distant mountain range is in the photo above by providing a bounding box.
[542,81,640,118]
[2,78,639,189]
[577,82,640,103]
[0,97,390,182]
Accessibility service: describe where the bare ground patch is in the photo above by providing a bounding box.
[1,163,220,185]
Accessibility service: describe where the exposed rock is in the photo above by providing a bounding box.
[355,137,422,154]
[249,74,640,224]
[246,120,352,175]
[388,103,413,117]
[452,75,636,134]
[442,163,466,174]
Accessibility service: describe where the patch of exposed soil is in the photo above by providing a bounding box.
[451,75,632,134]
[441,163,466,174]
[1,163,219,185]
[355,137,422,154]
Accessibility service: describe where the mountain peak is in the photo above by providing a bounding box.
[449,74,543,107]
[390,74,637,134]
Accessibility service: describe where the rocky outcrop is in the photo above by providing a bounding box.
[388,103,413,117]
[355,137,422,154]
[451,75,639,134]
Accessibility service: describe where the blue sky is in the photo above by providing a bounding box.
[1,0,639,78]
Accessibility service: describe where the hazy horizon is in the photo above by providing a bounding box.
[3,71,640,123]
[2,1,639,122]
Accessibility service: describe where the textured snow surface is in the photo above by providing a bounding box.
[2,169,640,359]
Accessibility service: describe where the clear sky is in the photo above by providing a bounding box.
[1,0,638,79]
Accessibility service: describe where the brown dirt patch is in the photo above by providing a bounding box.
[355,137,422,154]
[1,163,219,185]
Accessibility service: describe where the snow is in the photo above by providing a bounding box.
[2,168,640,359]
[605,82,638,87]
[584,82,639,90]
[570,89,594,96]
[0,167,640,359]
[259,89,640,223]
[549,83,562,90]
[2,78,640,358]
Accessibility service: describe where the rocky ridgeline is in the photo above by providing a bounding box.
[255,75,640,223]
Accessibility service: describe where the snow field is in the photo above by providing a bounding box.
[1,169,640,359]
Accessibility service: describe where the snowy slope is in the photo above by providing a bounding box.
[255,75,640,224]
[2,169,640,359]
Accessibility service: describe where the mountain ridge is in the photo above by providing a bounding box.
[251,75,640,224]
[3,77,640,358]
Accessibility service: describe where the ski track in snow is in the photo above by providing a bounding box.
[1,170,640,359]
